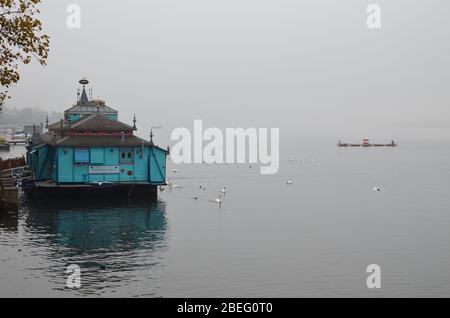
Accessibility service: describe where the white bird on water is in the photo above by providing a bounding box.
[286,180,293,185]
[214,194,224,204]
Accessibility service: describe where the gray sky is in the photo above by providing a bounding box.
[6,0,450,142]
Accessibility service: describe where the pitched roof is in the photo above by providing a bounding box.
[56,135,151,147]
[65,102,117,115]
[71,114,134,131]
[31,132,167,152]
[31,132,56,147]
[48,114,134,132]
[79,87,89,104]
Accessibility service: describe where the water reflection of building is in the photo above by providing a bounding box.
[21,200,169,295]
[25,200,168,252]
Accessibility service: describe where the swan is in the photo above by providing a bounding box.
[214,194,224,204]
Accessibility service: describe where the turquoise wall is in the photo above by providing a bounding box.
[29,145,54,181]
[68,114,81,122]
[67,113,118,122]
[57,147,74,182]
[38,146,54,180]
[54,146,166,184]
[104,147,119,182]
[149,147,166,184]
[107,114,118,121]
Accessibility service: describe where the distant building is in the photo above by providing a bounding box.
[24,124,43,136]
[25,79,167,198]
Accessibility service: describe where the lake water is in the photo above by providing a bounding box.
[2,133,450,297]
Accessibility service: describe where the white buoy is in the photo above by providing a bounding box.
[373,187,381,192]
[286,180,293,185]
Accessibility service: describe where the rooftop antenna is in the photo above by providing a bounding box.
[150,126,162,146]
[132,114,137,130]
[149,129,154,145]
[60,119,64,137]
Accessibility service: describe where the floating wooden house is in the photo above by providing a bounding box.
[25,79,167,198]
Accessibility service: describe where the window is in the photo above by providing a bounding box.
[90,147,104,164]
[120,148,133,163]
[74,148,89,163]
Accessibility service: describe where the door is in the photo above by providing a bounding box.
[119,148,134,182]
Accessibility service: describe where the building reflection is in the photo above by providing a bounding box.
[20,198,169,295]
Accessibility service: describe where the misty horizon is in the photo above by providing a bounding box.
[4,0,450,144]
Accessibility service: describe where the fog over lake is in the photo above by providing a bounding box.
[2,0,450,298]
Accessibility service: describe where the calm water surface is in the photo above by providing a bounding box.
[2,134,450,297]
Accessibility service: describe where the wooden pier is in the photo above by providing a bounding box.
[5,140,28,145]
[0,171,18,212]
[0,157,27,213]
